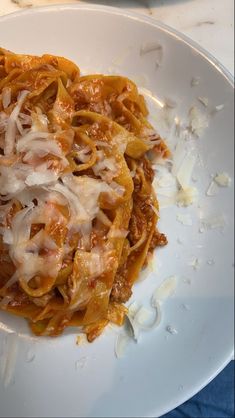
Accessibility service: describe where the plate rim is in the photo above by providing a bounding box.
[0,4,234,417]
[0,2,234,87]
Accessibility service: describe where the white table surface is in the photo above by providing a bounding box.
[0,0,234,75]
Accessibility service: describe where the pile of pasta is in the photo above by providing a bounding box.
[0,48,169,340]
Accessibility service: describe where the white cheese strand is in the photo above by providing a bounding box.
[2,87,12,109]
[4,90,29,156]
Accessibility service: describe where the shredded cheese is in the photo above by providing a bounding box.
[115,334,132,358]
[198,96,209,107]
[176,152,197,190]
[188,106,209,137]
[191,76,200,87]
[200,214,226,230]
[206,180,218,196]
[152,276,177,302]
[140,41,163,56]
[4,90,29,156]
[214,172,231,187]
[176,187,198,207]
[2,87,12,109]
[2,333,18,388]
[176,213,193,226]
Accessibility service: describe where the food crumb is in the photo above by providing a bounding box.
[188,106,209,137]
[214,172,231,187]
[75,357,88,370]
[26,349,35,363]
[198,96,209,107]
[166,325,178,335]
[164,97,178,109]
[206,179,218,196]
[191,76,200,87]
[76,334,87,346]
[188,257,201,270]
[180,303,190,311]
[200,214,226,230]
[215,104,225,112]
[115,334,132,358]
[183,278,192,285]
[176,213,193,226]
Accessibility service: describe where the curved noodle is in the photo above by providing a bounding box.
[0,49,168,340]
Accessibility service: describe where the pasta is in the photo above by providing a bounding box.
[0,48,169,341]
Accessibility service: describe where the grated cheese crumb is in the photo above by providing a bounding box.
[75,357,88,370]
[115,334,132,358]
[214,172,232,187]
[215,104,225,112]
[176,187,198,207]
[164,97,178,109]
[166,325,178,335]
[26,349,35,363]
[200,214,226,230]
[188,106,209,137]
[191,76,200,87]
[188,257,201,270]
[76,334,87,346]
[206,180,218,196]
[152,276,177,303]
[180,303,190,311]
[198,96,209,107]
[183,278,192,285]
[176,213,193,226]
[140,41,162,56]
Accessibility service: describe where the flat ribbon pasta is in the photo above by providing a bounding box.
[0,49,168,340]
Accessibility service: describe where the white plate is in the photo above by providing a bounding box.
[0,5,234,418]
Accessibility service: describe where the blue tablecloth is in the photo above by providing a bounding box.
[162,361,234,418]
